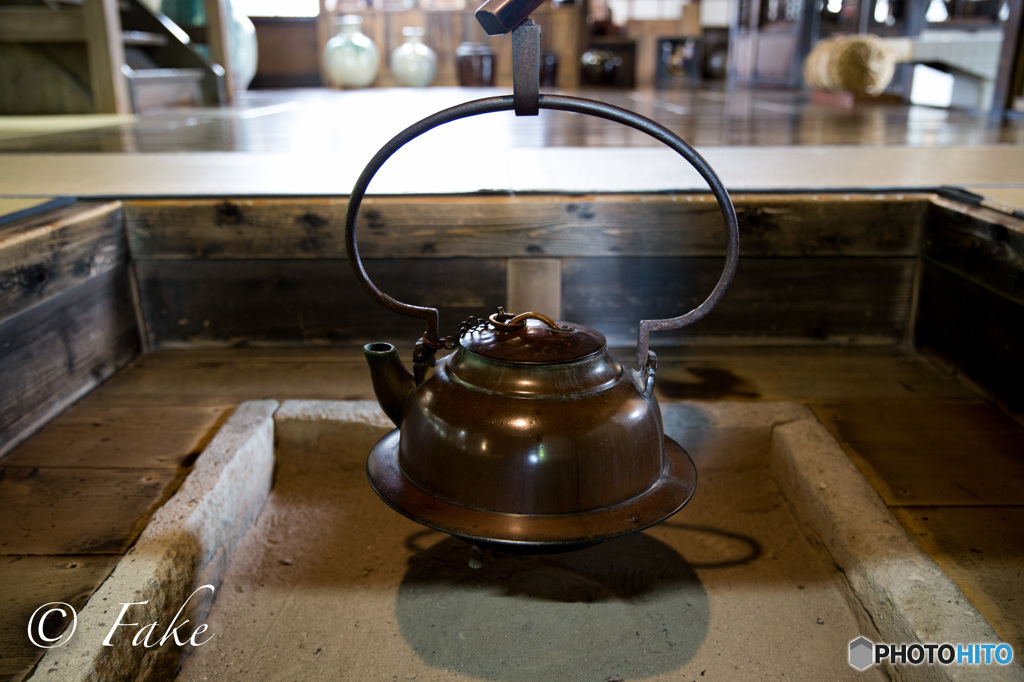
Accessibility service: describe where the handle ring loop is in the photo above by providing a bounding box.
[344,94,739,369]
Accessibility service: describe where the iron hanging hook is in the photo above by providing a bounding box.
[475,0,541,116]
[344,95,739,373]
[475,0,545,35]
[511,20,540,116]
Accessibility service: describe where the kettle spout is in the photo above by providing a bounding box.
[363,342,415,427]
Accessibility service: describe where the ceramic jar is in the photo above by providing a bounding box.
[454,41,495,86]
[323,15,380,88]
[580,49,623,87]
[390,27,437,87]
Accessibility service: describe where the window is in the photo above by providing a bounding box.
[606,0,689,22]
[233,0,319,17]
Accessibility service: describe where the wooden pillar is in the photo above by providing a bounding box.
[507,259,562,320]
[82,0,131,114]
[993,0,1024,118]
[205,0,235,102]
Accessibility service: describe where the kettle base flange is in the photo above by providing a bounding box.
[365,429,697,552]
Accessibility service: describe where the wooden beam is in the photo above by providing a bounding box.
[82,0,131,114]
[123,194,927,260]
[992,0,1024,117]
[0,8,86,43]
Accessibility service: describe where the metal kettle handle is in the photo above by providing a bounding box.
[344,94,739,370]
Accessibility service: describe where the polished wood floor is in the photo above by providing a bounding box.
[1,85,1024,154]
[5,85,1024,200]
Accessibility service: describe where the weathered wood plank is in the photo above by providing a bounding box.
[563,256,915,344]
[80,349,377,408]
[0,429,209,469]
[915,259,1024,412]
[650,346,975,402]
[0,201,125,325]
[0,466,181,554]
[0,266,141,456]
[1,405,232,468]
[813,401,1024,506]
[123,193,926,260]
[133,254,913,348]
[924,197,1024,303]
[78,356,376,406]
[102,347,372,368]
[133,258,505,347]
[891,506,1024,655]
[44,404,232,432]
[0,555,120,682]
[78,343,976,416]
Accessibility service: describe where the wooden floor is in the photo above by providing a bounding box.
[1,345,1022,680]
[3,87,1024,200]
[1,87,1023,153]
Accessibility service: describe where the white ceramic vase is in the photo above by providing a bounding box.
[390,27,437,88]
[323,16,379,88]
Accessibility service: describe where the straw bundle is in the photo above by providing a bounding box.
[803,34,897,95]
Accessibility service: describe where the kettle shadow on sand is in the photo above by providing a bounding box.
[395,532,710,682]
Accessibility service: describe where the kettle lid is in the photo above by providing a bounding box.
[459,309,606,364]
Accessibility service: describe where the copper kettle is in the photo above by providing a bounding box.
[346,95,739,551]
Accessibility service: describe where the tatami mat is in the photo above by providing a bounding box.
[0,196,75,227]
[972,186,1024,216]
[1,146,1023,197]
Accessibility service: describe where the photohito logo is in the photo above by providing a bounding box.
[849,637,874,671]
[849,637,1014,670]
